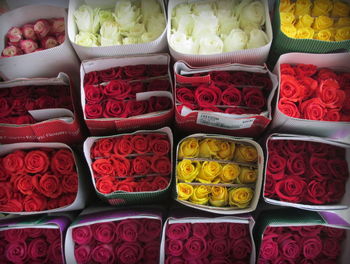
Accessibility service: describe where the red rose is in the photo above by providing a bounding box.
[11,86,31,97]
[211,71,232,82]
[191,223,209,238]
[251,73,273,90]
[148,96,172,112]
[317,79,345,108]
[0,183,11,206]
[23,193,47,212]
[114,136,133,156]
[117,219,141,242]
[302,237,322,259]
[26,228,42,238]
[151,175,170,190]
[130,81,146,95]
[327,159,349,180]
[150,136,170,156]
[0,199,23,212]
[324,109,341,121]
[96,176,115,194]
[264,176,277,199]
[24,150,49,174]
[136,181,155,192]
[310,156,329,178]
[131,134,150,154]
[5,240,27,263]
[166,239,184,256]
[280,237,301,260]
[84,71,99,85]
[195,84,221,108]
[317,68,337,80]
[84,85,103,104]
[286,154,307,176]
[229,223,248,240]
[92,138,114,158]
[4,229,27,241]
[45,229,60,243]
[210,238,229,257]
[260,238,278,260]
[299,76,318,98]
[326,179,345,203]
[166,224,191,240]
[306,180,327,204]
[266,153,286,180]
[132,156,150,176]
[280,74,305,102]
[103,80,131,99]
[124,65,147,78]
[115,180,135,192]
[51,149,75,175]
[143,241,160,261]
[35,173,62,198]
[183,237,207,260]
[103,99,127,118]
[72,225,93,245]
[74,245,91,264]
[231,71,251,85]
[322,226,345,238]
[151,156,171,174]
[176,87,196,109]
[92,159,114,176]
[91,244,115,264]
[291,226,322,237]
[62,172,78,193]
[147,79,170,91]
[116,242,144,264]
[221,86,242,106]
[137,219,161,243]
[112,155,131,177]
[295,64,318,77]
[147,64,168,77]
[92,222,116,243]
[210,223,228,238]
[166,256,185,264]
[15,175,34,195]
[0,98,12,118]
[230,238,251,260]
[275,176,306,203]
[2,150,25,174]
[322,238,341,258]
[85,103,103,119]
[280,64,296,75]
[99,67,122,82]
[36,95,57,109]
[125,100,148,116]
[28,238,48,261]
[300,98,326,120]
[243,87,266,109]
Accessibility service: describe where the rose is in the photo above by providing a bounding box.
[99,67,122,82]
[315,29,333,41]
[275,176,306,203]
[6,27,23,43]
[34,19,50,39]
[291,226,322,237]
[75,32,100,47]
[221,86,242,106]
[73,5,99,34]
[84,85,103,104]
[151,176,169,190]
[328,159,349,180]
[48,239,63,263]
[220,163,240,183]
[132,156,150,175]
[332,1,350,17]
[124,100,148,117]
[192,223,209,238]
[198,138,220,158]
[1,45,23,57]
[209,186,228,207]
[114,136,133,156]
[215,141,235,160]
[0,98,12,118]
[124,65,147,79]
[196,35,223,55]
[166,256,185,264]
[92,159,114,175]
[138,219,161,243]
[26,228,42,238]
[19,39,38,53]
[115,179,135,192]
[266,153,286,180]
[183,237,207,260]
[84,71,99,85]
[91,244,115,264]
[306,180,327,204]
[103,80,131,99]
[5,240,27,263]
[62,173,78,194]
[324,109,341,121]
[177,183,194,200]
[260,238,279,260]
[234,145,258,162]
[96,176,115,194]
[177,159,201,182]
[147,79,170,92]
[223,29,248,52]
[23,193,47,212]
[117,220,140,242]
[230,238,252,260]
[51,149,75,175]
[166,239,184,256]
[28,238,48,261]
[303,237,322,259]
[92,138,113,157]
[195,84,221,108]
[112,155,131,177]
[169,32,197,54]
[74,245,91,264]
[85,103,103,118]
[143,241,160,262]
[280,237,301,260]
[2,150,25,174]
[239,0,265,28]
[286,154,307,175]
[243,87,266,109]
[295,27,314,39]
[281,24,297,38]
[3,229,27,241]
[130,135,150,154]
[280,75,305,102]
[229,224,248,240]
[92,222,115,243]
[24,150,49,174]
[295,0,312,16]
[296,15,314,28]
[100,21,121,46]
[327,179,345,202]
[150,137,170,156]
[322,238,341,258]
[15,175,34,195]
[323,226,345,238]
[72,225,93,245]
[311,0,333,16]
[148,96,172,112]
[0,199,23,212]
[178,138,199,158]
[41,36,58,49]
[197,161,222,183]
[239,167,258,184]
[176,87,196,108]
[103,99,127,118]
[228,187,254,208]
[151,156,171,174]
[318,79,345,108]
[247,29,269,49]
[116,242,143,264]
[310,156,329,178]
[36,95,56,109]
[300,98,326,120]
[166,223,191,240]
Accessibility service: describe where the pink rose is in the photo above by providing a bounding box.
[210,238,229,256]
[22,24,37,41]
[166,223,191,240]
[259,238,278,260]
[2,45,23,57]
[91,244,115,264]
[50,18,65,34]
[34,19,50,39]
[192,223,209,238]
[56,33,65,44]
[44,229,60,243]
[210,223,228,238]
[28,238,48,261]
[72,226,93,245]
[166,239,184,256]
[116,242,144,264]
[183,237,207,260]
[5,240,27,263]
[74,245,91,264]
[166,256,185,264]
[4,229,27,242]
[41,36,58,49]
[6,27,23,43]
[19,39,38,53]
[229,223,248,240]
[92,222,116,244]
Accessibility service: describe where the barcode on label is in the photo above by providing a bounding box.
[197,113,254,130]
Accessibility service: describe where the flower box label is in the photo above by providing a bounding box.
[197,113,255,130]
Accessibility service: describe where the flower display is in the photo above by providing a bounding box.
[258,225,347,263]
[0,147,78,212]
[2,18,64,57]
[264,139,349,204]
[176,137,258,209]
[0,227,63,263]
[83,64,172,119]
[165,221,252,263]
[0,84,73,125]
[280,0,350,41]
[72,218,161,264]
[90,132,171,194]
[278,63,350,121]
[73,0,165,47]
[169,0,269,55]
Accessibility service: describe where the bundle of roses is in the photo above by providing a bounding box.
[0,147,78,212]
[169,0,269,55]
[280,0,350,41]
[90,132,171,194]
[84,64,173,119]
[0,84,73,125]
[2,18,65,57]
[278,63,350,121]
[0,227,63,264]
[72,218,161,264]
[176,136,258,209]
[264,139,349,205]
[165,222,252,263]
[176,70,271,114]
[258,225,347,263]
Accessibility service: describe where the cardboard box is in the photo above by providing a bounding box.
[68,0,168,61]
[174,61,278,137]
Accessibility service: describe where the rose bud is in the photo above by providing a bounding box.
[19,39,38,53]
[6,27,23,43]
[50,18,65,34]
[34,19,50,38]
[22,24,37,41]
[56,33,65,44]
[41,36,58,49]
[1,45,23,57]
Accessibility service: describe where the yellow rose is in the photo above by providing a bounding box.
[198,138,220,158]
[280,12,296,25]
[295,14,315,28]
[234,145,258,163]
[197,161,222,183]
[280,0,295,13]
[335,27,350,41]
[331,1,350,17]
[209,186,228,207]
[281,24,297,38]
[311,0,333,16]
[190,185,211,205]
[177,159,201,182]
[177,183,194,200]
[315,29,334,41]
[178,138,199,159]
[295,27,315,39]
[313,16,334,31]
[214,141,235,160]
[335,17,350,27]
[295,0,312,16]
[220,164,240,183]
[239,167,258,184]
[228,187,254,208]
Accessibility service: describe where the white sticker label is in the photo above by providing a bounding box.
[197,113,255,130]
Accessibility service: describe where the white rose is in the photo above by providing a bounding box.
[123,36,140,45]
[223,29,248,52]
[176,14,194,36]
[172,3,192,30]
[100,21,121,46]
[192,2,215,16]
[216,0,238,14]
[75,31,100,47]
[145,13,165,38]
[239,1,265,29]
[218,13,239,36]
[247,29,269,49]
[141,0,162,22]
[170,31,197,54]
[192,13,218,40]
[74,5,100,33]
[98,10,114,25]
[234,0,254,17]
[141,31,159,43]
[124,23,145,38]
[196,35,223,54]
[114,0,140,32]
